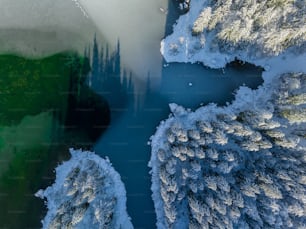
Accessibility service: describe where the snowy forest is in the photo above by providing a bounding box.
[194,0,306,55]
[150,72,306,228]
[35,149,133,229]
[164,0,306,62]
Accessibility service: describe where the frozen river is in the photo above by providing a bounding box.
[86,1,263,228]
[0,0,263,228]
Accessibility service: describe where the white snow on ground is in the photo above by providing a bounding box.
[161,0,306,76]
[35,149,133,229]
[149,71,306,228]
[154,1,306,228]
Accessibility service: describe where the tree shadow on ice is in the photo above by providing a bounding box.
[93,72,171,229]
[91,2,265,227]
[85,36,133,125]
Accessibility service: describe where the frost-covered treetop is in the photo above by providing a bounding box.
[35,149,133,229]
[194,0,306,55]
[161,0,306,67]
[149,72,306,229]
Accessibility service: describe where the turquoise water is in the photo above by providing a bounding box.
[92,2,263,228]
[93,60,263,229]
[0,1,263,228]
[95,64,262,228]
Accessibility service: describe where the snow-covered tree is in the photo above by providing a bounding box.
[162,0,306,68]
[149,72,306,228]
[35,149,133,229]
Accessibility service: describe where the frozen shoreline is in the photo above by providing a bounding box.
[148,84,272,228]
[149,71,306,227]
[161,0,306,78]
[154,0,306,227]
[36,149,133,229]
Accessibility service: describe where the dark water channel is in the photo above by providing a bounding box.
[91,1,263,228]
[0,1,263,228]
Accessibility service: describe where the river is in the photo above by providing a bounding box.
[0,0,263,228]
[89,1,263,229]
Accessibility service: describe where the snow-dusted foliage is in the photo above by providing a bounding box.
[149,72,306,229]
[161,0,306,68]
[35,149,133,229]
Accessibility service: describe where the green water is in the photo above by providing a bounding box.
[0,49,264,229]
[0,53,109,228]
[0,54,71,125]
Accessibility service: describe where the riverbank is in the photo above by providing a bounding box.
[161,0,306,75]
[149,70,306,227]
[153,0,306,227]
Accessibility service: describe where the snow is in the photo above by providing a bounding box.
[154,1,306,227]
[169,103,188,117]
[161,0,227,68]
[149,71,306,228]
[161,0,306,78]
[35,148,133,229]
